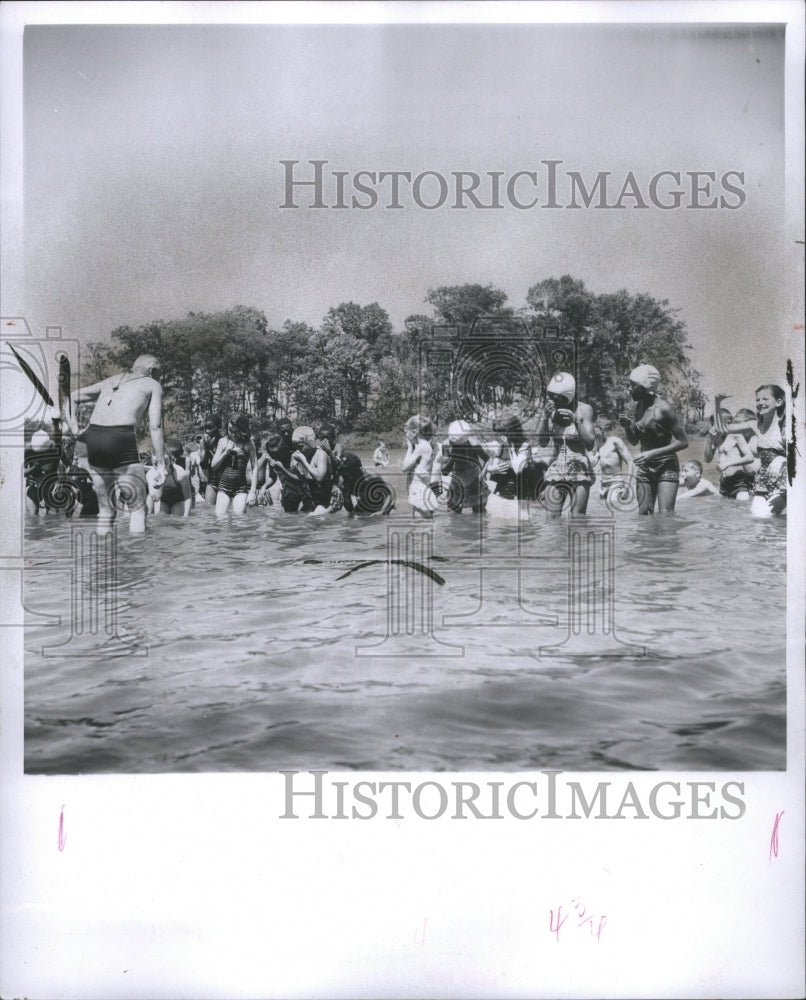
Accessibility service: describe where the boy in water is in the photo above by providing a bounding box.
[704,407,755,500]
[678,460,718,499]
[591,425,635,501]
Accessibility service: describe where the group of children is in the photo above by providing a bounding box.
[24,368,788,524]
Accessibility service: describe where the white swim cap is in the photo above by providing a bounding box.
[629,364,660,392]
[292,425,316,447]
[547,371,576,400]
[30,430,51,451]
[448,419,472,443]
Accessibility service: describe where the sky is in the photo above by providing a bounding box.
[16,19,791,403]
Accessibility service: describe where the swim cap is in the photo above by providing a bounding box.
[547,372,576,400]
[448,419,472,444]
[30,430,51,451]
[629,364,660,392]
[292,425,316,447]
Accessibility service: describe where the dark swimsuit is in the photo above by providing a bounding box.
[83,425,140,470]
[160,462,185,507]
[634,414,680,485]
[719,469,755,498]
[441,442,488,510]
[217,447,250,498]
[200,434,221,490]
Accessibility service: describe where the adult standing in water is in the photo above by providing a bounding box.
[619,364,687,514]
[71,354,165,533]
[536,371,595,517]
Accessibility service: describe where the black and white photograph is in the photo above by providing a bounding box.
[1,2,804,997]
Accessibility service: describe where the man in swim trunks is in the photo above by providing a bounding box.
[71,354,165,533]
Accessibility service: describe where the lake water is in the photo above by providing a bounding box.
[23,449,787,774]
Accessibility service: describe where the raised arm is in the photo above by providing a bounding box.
[71,377,109,406]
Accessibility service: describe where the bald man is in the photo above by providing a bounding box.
[71,354,165,533]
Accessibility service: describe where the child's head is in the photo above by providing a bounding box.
[165,436,183,461]
[755,384,785,420]
[405,414,433,440]
[681,460,703,489]
[265,433,283,459]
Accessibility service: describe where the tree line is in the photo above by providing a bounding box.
[80,277,706,438]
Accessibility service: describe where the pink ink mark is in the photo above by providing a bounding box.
[58,804,66,851]
[553,897,606,943]
[414,917,428,948]
[549,906,568,943]
[769,810,784,861]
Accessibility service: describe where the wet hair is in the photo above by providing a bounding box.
[228,412,251,441]
[316,422,336,446]
[204,414,222,430]
[493,414,526,450]
[277,418,293,435]
[165,436,183,456]
[339,452,363,485]
[405,414,434,438]
[755,384,786,417]
[265,433,282,456]
[683,459,702,474]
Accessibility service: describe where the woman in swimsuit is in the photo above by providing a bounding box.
[536,371,596,517]
[210,412,258,517]
[619,364,687,514]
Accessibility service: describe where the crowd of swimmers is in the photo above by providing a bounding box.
[23,354,788,531]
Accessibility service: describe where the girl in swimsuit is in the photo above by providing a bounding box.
[210,412,258,517]
[536,371,596,517]
[402,414,437,518]
[148,437,192,516]
[290,426,338,513]
[747,384,787,518]
[619,364,687,514]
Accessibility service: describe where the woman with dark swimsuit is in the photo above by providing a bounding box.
[210,412,258,517]
[619,364,687,514]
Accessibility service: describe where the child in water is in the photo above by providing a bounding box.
[704,406,755,500]
[434,419,490,514]
[591,425,635,502]
[677,460,718,499]
[147,436,192,515]
[402,414,437,517]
